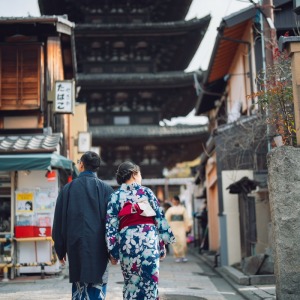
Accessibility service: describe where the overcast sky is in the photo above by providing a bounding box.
[0,0,253,124]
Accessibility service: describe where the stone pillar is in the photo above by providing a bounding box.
[268,146,300,299]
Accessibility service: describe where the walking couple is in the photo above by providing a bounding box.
[52,151,175,300]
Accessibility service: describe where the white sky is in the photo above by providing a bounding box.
[0,0,253,124]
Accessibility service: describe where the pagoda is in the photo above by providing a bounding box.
[39,0,211,179]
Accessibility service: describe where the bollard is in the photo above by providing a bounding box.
[2,266,9,282]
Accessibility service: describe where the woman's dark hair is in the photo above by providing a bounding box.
[80,151,101,172]
[116,161,140,185]
[173,195,180,202]
[25,201,32,210]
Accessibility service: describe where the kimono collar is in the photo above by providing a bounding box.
[79,171,97,178]
[120,182,141,191]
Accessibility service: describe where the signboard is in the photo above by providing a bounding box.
[78,132,91,153]
[54,80,75,114]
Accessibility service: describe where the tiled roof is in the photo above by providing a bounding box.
[0,133,62,152]
[90,125,208,139]
[77,71,202,88]
[75,16,210,33]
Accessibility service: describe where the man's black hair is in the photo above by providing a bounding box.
[80,151,101,172]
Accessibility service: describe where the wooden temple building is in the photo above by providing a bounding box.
[39,0,211,179]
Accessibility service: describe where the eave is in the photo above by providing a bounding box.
[195,5,256,115]
[77,71,202,89]
[75,16,210,70]
[91,124,209,171]
[90,125,208,143]
[39,0,193,23]
[75,17,210,36]
[207,7,256,83]
[0,16,74,35]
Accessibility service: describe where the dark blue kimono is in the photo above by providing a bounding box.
[52,172,114,284]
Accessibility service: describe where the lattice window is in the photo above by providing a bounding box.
[0,44,41,110]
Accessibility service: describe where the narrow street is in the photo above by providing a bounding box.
[0,250,245,300]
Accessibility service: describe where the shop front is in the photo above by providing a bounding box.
[0,153,76,280]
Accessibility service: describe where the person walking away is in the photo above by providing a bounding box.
[200,200,209,251]
[106,161,175,300]
[52,151,114,300]
[165,195,192,262]
[162,201,172,254]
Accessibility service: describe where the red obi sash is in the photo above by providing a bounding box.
[118,202,155,230]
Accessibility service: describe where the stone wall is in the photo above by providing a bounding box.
[268,146,300,299]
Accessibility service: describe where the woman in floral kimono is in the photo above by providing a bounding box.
[106,161,175,300]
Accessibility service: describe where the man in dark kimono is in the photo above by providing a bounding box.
[52,151,114,300]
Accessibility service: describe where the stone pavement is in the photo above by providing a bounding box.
[0,250,246,300]
[190,248,276,300]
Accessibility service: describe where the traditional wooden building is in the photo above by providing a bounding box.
[194,1,298,269]
[0,16,77,277]
[0,16,76,156]
[39,0,211,179]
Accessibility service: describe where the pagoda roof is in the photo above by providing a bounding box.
[75,17,210,35]
[39,0,193,23]
[90,124,208,141]
[75,16,210,70]
[91,124,209,170]
[77,71,202,89]
[79,71,201,118]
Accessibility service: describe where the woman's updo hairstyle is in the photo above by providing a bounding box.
[116,161,140,185]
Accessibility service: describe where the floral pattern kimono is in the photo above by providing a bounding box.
[106,183,175,300]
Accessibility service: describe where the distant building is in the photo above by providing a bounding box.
[39,0,211,180]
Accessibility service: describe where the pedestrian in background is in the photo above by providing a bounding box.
[200,200,209,251]
[52,151,114,300]
[165,195,192,262]
[106,161,175,300]
[162,201,172,254]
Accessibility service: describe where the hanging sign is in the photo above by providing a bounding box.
[54,80,75,114]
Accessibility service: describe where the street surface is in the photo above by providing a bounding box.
[0,251,245,300]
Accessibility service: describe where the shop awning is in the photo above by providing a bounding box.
[0,153,75,171]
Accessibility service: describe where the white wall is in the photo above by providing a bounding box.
[222,170,253,266]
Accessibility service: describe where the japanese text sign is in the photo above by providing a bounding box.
[54,80,75,114]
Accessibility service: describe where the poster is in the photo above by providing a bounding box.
[35,189,56,213]
[15,191,34,215]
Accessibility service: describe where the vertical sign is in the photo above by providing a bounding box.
[54,80,75,114]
